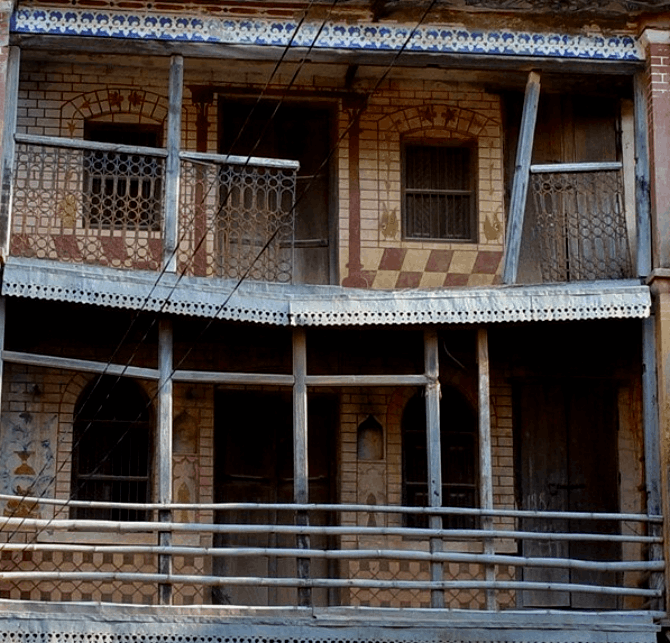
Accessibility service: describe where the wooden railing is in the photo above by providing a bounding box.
[6,134,299,282]
[0,494,661,611]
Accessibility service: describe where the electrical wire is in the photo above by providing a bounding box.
[1,0,440,576]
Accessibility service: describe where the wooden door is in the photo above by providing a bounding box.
[212,390,336,606]
[516,379,620,608]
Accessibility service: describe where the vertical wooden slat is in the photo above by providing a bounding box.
[634,72,652,278]
[642,315,664,609]
[293,327,311,607]
[502,70,541,284]
[157,318,174,605]
[424,328,444,609]
[163,55,183,272]
[477,327,496,610]
[0,47,20,260]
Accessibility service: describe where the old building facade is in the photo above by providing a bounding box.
[0,1,667,642]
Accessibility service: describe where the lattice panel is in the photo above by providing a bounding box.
[530,170,632,282]
[179,160,296,283]
[0,544,205,605]
[11,142,164,270]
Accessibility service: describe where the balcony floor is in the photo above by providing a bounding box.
[0,600,661,643]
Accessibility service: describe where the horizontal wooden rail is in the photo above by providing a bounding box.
[15,132,169,157]
[529,161,623,173]
[0,543,660,573]
[0,571,659,598]
[0,493,659,523]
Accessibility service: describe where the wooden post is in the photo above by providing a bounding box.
[0,297,6,426]
[634,72,652,279]
[477,327,496,610]
[157,319,173,605]
[163,55,183,273]
[502,70,541,284]
[293,327,311,607]
[642,315,664,609]
[424,328,444,609]
[0,46,20,261]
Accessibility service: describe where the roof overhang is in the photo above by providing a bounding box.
[1,258,651,327]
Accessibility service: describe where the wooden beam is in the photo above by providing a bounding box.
[157,319,174,605]
[424,328,444,609]
[477,327,496,611]
[293,327,311,607]
[502,70,541,284]
[634,72,652,278]
[163,55,183,272]
[0,47,20,261]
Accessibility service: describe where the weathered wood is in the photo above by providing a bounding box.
[305,374,429,386]
[503,70,541,284]
[424,328,444,609]
[157,319,173,605]
[529,161,622,173]
[292,327,311,607]
[3,350,159,379]
[642,315,664,610]
[0,299,6,428]
[14,133,168,156]
[0,571,659,598]
[477,328,496,610]
[164,55,183,272]
[0,47,20,260]
[0,545,660,572]
[5,492,660,528]
[634,72,652,278]
[181,149,299,170]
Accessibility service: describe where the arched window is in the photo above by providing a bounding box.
[402,387,478,527]
[71,376,152,521]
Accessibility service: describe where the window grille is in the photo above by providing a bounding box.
[83,123,163,232]
[403,144,476,242]
[71,376,152,521]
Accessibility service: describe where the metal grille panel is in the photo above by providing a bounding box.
[530,170,632,282]
[179,159,296,283]
[11,142,165,270]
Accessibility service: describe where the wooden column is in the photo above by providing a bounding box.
[477,327,496,610]
[0,46,20,260]
[342,107,367,287]
[293,327,311,607]
[424,328,444,608]
[157,319,174,605]
[634,72,652,278]
[190,88,212,277]
[502,70,540,284]
[642,314,664,609]
[163,55,183,273]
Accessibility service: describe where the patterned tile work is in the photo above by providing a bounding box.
[369,249,504,289]
[11,8,644,61]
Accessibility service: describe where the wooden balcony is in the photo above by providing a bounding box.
[6,134,299,283]
[0,494,661,612]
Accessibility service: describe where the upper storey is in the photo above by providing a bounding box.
[0,0,657,322]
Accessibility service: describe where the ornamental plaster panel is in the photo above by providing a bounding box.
[11,8,644,61]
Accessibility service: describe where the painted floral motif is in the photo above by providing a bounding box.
[11,8,644,61]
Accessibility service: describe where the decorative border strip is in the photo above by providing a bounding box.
[1,258,650,327]
[11,8,644,61]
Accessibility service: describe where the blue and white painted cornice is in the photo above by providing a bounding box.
[11,7,644,61]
